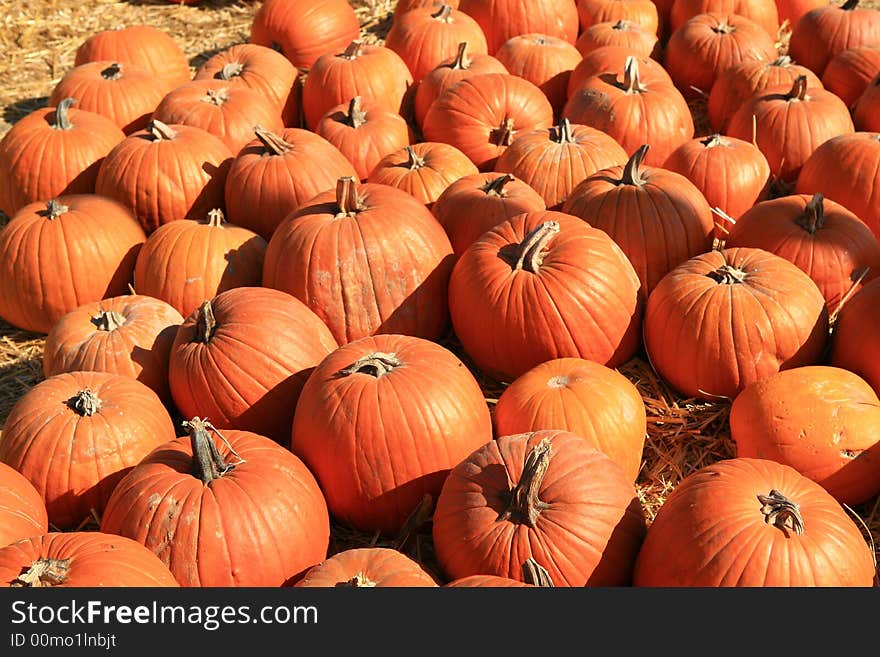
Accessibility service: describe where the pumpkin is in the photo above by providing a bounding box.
[48,61,165,135]
[95,120,233,234]
[412,41,509,129]
[444,559,552,586]
[0,532,179,587]
[431,172,547,257]
[830,277,880,394]
[314,97,412,181]
[432,430,647,585]
[853,74,880,132]
[493,34,584,117]
[567,44,674,95]
[0,195,146,335]
[821,46,880,108]
[574,19,662,59]
[223,126,358,240]
[495,119,629,210]
[788,0,880,76]
[663,12,779,99]
[707,55,823,133]
[562,144,716,298]
[152,79,285,155]
[295,548,439,587]
[74,25,190,90]
[193,43,302,127]
[643,247,829,400]
[367,142,480,207]
[263,177,455,345]
[730,366,880,505]
[0,371,176,530]
[448,210,643,382]
[167,287,338,443]
[577,0,661,35]
[494,357,647,482]
[385,4,489,83]
[458,0,580,54]
[43,294,184,405]
[775,0,826,27]
[100,418,330,587]
[394,0,460,20]
[0,462,48,549]
[632,457,877,586]
[0,99,125,218]
[795,132,880,241]
[661,134,771,228]
[669,0,780,35]
[291,334,493,535]
[422,72,555,171]
[302,40,414,130]
[562,57,694,167]
[724,192,880,315]
[726,75,855,182]
[250,0,361,71]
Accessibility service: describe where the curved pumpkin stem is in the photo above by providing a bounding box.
[432,4,454,22]
[612,19,631,30]
[498,437,552,527]
[194,300,217,344]
[183,417,239,484]
[450,41,471,70]
[219,61,244,80]
[787,75,809,101]
[42,199,69,220]
[11,558,71,587]
[490,116,516,146]
[620,145,649,186]
[254,125,293,155]
[53,98,76,130]
[101,62,123,80]
[205,208,226,227]
[345,96,367,128]
[482,173,515,196]
[404,145,427,170]
[522,558,554,587]
[341,39,364,60]
[758,489,805,535]
[338,352,402,378]
[336,176,365,216]
[713,20,735,34]
[91,309,127,331]
[622,56,646,94]
[842,0,859,9]
[771,55,792,67]
[707,263,748,285]
[701,134,730,149]
[551,118,574,144]
[795,193,825,234]
[148,119,177,141]
[511,221,559,273]
[204,87,229,106]
[338,572,377,587]
[67,389,102,416]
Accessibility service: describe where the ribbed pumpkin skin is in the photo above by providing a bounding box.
[296,548,439,587]
[0,532,179,587]
[302,42,414,130]
[0,462,48,549]
[633,458,877,586]
[43,294,184,404]
[495,121,629,210]
[0,195,146,335]
[291,334,493,535]
[0,371,175,530]
[448,210,643,383]
[831,278,880,395]
[432,430,647,586]
[152,80,285,155]
[724,193,880,315]
[422,73,555,171]
[577,0,661,35]
[250,0,361,71]
[459,0,580,54]
[788,0,880,76]
[853,76,880,132]
[74,25,190,90]
[0,103,125,218]
[100,427,330,587]
[431,172,547,257]
[795,132,880,241]
[821,47,880,108]
[48,61,166,134]
[193,43,301,127]
[574,19,661,58]
[263,181,455,346]
[224,127,358,241]
[133,213,268,319]
[730,366,880,505]
[669,0,780,35]
[494,358,647,482]
[567,45,674,95]
[643,247,829,400]
[168,287,339,443]
[95,122,234,234]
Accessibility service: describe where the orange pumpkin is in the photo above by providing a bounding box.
[458,0,580,54]
[577,0,661,35]
[669,0,780,36]
[0,462,48,549]
[296,548,438,587]
[853,74,880,132]
[788,0,880,76]
[567,45,674,95]
[821,46,880,108]
[830,277,880,395]
[574,19,662,59]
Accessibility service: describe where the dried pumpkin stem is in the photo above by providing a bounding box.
[148,119,177,141]
[482,173,515,196]
[101,62,122,80]
[206,208,226,227]
[795,193,825,234]
[184,417,236,484]
[758,489,804,535]
[219,62,244,80]
[43,199,69,220]
[713,20,735,34]
[53,98,76,130]
[451,41,471,69]
[342,39,363,59]
[622,56,645,94]
[612,19,631,30]
[842,0,859,9]
[707,263,748,284]
[345,96,367,128]
[405,145,426,170]
[498,438,552,528]
[204,88,229,106]
[338,352,402,378]
[491,117,516,146]
[254,125,293,155]
[621,145,649,185]
[335,176,365,215]
[787,75,809,101]
[701,134,730,149]
[338,572,377,587]
[194,300,217,344]
[91,309,127,331]
[522,558,554,587]
[12,558,71,587]
[551,118,574,144]
[67,389,102,416]
[513,221,559,273]
[432,4,454,22]
[772,55,792,67]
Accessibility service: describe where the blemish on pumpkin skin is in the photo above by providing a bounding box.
[841,449,860,459]
[147,493,161,510]
[185,277,201,284]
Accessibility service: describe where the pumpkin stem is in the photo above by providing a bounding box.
[254,125,293,155]
[787,75,809,101]
[91,309,127,331]
[148,119,177,141]
[337,352,402,378]
[620,145,649,186]
[204,88,229,106]
[11,558,71,587]
[622,56,645,94]
[219,61,244,80]
[795,193,825,234]
[194,300,217,344]
[335,176,365,216]
[451,41,471,69]
[512,221,559,273]
[758,489,805,535]
[183,417,237,484]
[551,118,574,144]
[701,133,730,148]
[342,39,363,59]
[404,145,426,170]
[53,98,76,130]
[101,62,123,80]
[713,20,735,34]
[772,55,792,67]
[842,0,859,9]
[522,558,554,587]
[481,173,515,196]
[338,572,377,587]
[345,96,367,128]
[707,263,748,285]
[67,389,102,416]
[498,438,552,528]
[432,4,454,22]
[42,199,69,220]
[612,19,631,30]
[547,375,570,388]
[205,208,226,227]
[490,116,516,146]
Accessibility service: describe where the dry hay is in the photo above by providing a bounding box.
[0,0,879,581]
